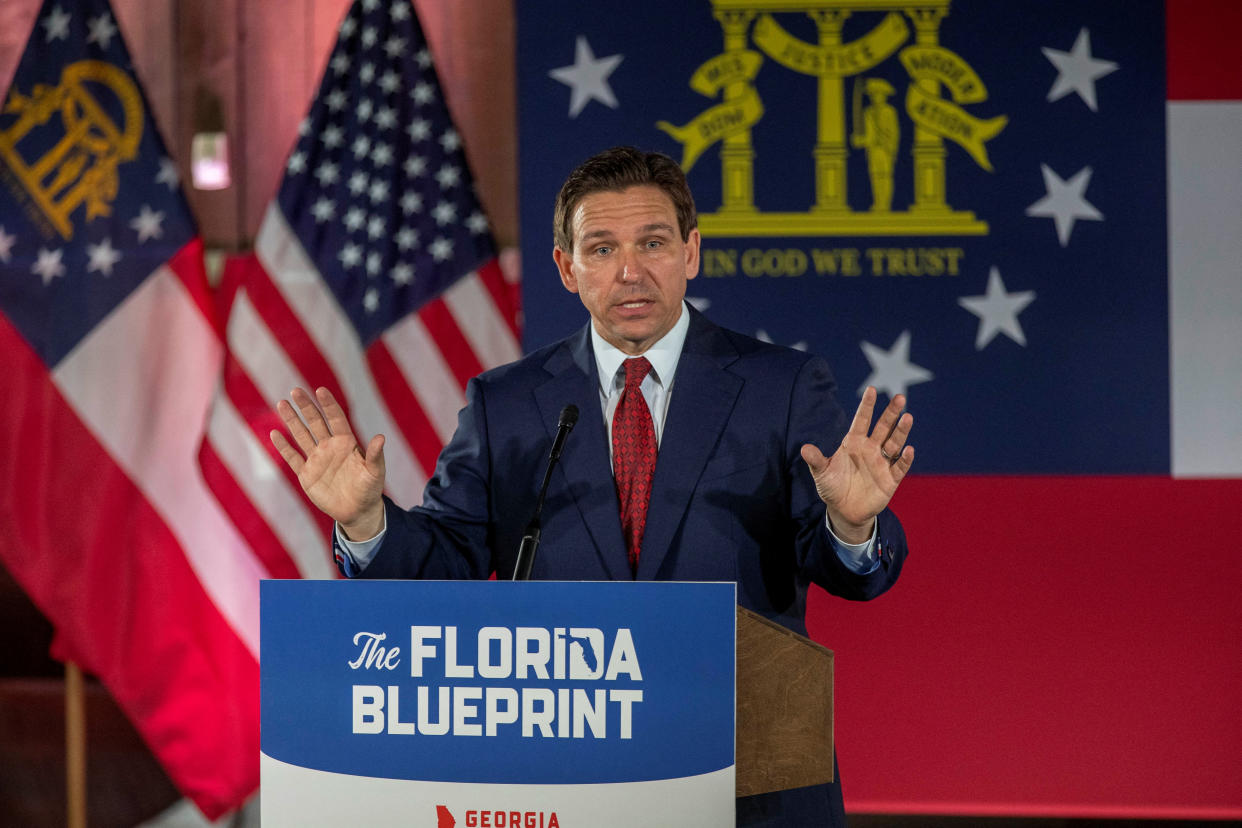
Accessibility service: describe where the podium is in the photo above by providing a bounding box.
[262,581,832,826]
[735,606,834,797]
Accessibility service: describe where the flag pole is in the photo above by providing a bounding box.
[65,661,87,828]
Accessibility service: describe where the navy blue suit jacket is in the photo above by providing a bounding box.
[346,307,908,824]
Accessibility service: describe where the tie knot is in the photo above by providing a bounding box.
[622,357,653,390]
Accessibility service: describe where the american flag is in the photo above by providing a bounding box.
[208,0,521,586]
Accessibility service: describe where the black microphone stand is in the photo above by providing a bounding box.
[512,404,578,580]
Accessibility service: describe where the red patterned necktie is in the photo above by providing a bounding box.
[613,357,656,575]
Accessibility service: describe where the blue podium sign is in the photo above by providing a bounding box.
[261,580,736,826]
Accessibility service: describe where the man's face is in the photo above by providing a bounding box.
[553,185,700,356]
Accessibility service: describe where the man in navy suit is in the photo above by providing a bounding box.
[273,146,915,826]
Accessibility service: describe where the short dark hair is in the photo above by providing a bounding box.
[553,146,698,252]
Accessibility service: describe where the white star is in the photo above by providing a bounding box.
[42,6,71,42]
[414,48,432,69]
[348,170,369,195]
[403,155,427,177]
[367,215,386,239]
[1042,28,1118,112]
[439,129,461,153]
[374,106,398,130]
[383,36,405,58]
[395,227,419,250]
[371,143,394,167]
[436,164,460,188]
[330,53,351,75]
[465,211,489,234]
[431,201,457,225]
[1025,164,1103,247]
[390,262,414,285]
[378,72,401,96]
[411,82,435,105]
[339,16,357,38]
[366,250,382,275]
[363,287,380,313]
[548,35,623,118]
[311,198,336,223]
[130,205,165,242]
[958,267,1037,350]
[32,247,66,285]
[391,2,410,22]
[286,151,307,174]
[429,236,453,262]
[407,119,431,142]
[155,157,179,190]
[86,13,118,50]
[368,180,390,204]
[339,243,362,269]
[859,330,933,399]
[314,161,340,186]
[356,98,374,122]
[755,329,808,352]
[86,237,122,276]
[344,206,367,232]
[400,191,423,214]
[352,135,371,159]
[0,226,16,263]
[361,26,377,48]
[321,125,344,149]
[359,63,376,85]
[326,89,348,111]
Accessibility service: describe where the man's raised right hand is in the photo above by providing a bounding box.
[270,386,387,541]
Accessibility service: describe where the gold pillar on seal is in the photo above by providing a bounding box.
[714,7,759,214]
[906,6,949,212]
[808,8,850,212]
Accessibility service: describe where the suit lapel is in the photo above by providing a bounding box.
[636,311,742,581]
[534,327,631,581]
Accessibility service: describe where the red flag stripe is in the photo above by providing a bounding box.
[217,347,331,528]
[227,255,348,399]
[198,442,304,580]
[1166,0,1242,101]
[418,295,487,389]
[474,257,523,344]
[201,394,335,580]
[365,340,449,481]
[378,310,468,444]
[442,266,523,370]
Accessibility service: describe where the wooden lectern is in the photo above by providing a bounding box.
[735,607,834,797]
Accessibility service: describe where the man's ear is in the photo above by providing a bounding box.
[553,247,579,293]
[684,228,701,281]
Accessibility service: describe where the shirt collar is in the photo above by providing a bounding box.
[591,301,691,393]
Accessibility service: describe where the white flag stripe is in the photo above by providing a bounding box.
[443,273,523,369]
[206,395,335,580]
[256,205,428,502]
[227,288,310,412]
[381,313,468,444]
[52,267,264,656]
[1168,101,1242,479]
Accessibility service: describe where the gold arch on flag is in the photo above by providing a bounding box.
[0,60,144,240]
[654,0,1007,237]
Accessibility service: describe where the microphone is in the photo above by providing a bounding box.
[512,404,578,580]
